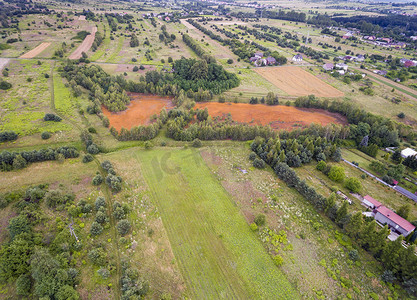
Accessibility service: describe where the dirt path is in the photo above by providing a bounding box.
[69,26,97,59]
[0,58,10,71]
[357,68,417,101]
[19,42,51,59]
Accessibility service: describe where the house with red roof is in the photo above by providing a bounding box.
[375,206,415,237]
[362,195,415,237]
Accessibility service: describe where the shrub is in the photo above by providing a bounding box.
[0,80,12,90]
[55,285,79,300]
[12,155,27,170]
[139,65,145,70]
[328,165,345,182]
[88,127,97,134]
[92,174,103,185]
[144,141,153,149]
[44,73,50,78]
[82,154,94,163]
[95,211,108,224]
[117,219,131,236]
[348,249,359,261]
[250,223,258,231]
[97,268,110,279]
[0,131,18,142]
[316,153,326,162]
[41,131,51,140]
[113,206,126,220]
[253,158,265,169]
[192,138,202,148]
[133,66,139,72]
[397,112,405,119]
[88,248,107,266]
[43,113,62,122]
[254,214,266,227]
[95,196,106,211]
[16,274,31,296]
[45,190,74,208]
[249,152,257,161]
[8,215,31,239]
[101,160,113,171]
[87,144,100,155]
[105,175,122,192]
[316,160,327,171]
[273,255,284,266]
[90,221,103,236]
[344,177,362,193]
[227,58,233,64]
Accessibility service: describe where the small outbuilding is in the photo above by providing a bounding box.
[362,195,382,210]
[401,148,417,158]
[323,63,334,71]
[292,54,303,62]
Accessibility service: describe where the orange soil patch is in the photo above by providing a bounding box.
[69,26,97,59]
[19,42,51,59]
[195,102,347,130]
[102,94,174,131]
[255,66,344,98]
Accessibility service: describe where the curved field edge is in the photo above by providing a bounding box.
[131,148,298,299]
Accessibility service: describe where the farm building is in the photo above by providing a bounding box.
[362,195,382,210]
[335,63,348,71]
[323,63,334,71]
[342,32,353,39]
[254,52,263,59]
[292,54,303,62]
[362,195,415,237]
[355,54,365,62]
[401,148,417,158]
[375,206,415,237]
[266,56,276,65]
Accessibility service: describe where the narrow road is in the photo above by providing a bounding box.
[342,158,417,202]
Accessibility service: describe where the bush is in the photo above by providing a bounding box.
[328,165,345,182]
[316,160,327,171]
[0,131,18,142]
[105,175,122,192]
[87,144,100,155]
[344,177,362,193]
[90,221,103,236]
[133,66,139,72]
[88,247,107,266]
[249,152,257,161]
[397,112,405,119]
[92,174,103,185]
[117,219,131,236]
[55,285,79,300]
[13,155,27,170]
[95,211,108,224]
[82,154,94,163]
[227,58,233,64]
[41,131,51,140]
[192,138,202,148]
[95,196,106,211]
[43,113,62,122]
[144,141,153,149]
[348,249,359,261]
[139,65,145,70]
[113,206,126,220]
[97,268,110,279]
[273,255,284,266]
[254,214,266,227]
[44,73,50,78]
[250,223,258,231]
[88,127,97,134]
[253,158,265,169]
[8,215,31,239]
[0,80,12,90]
[16,274,31,296]
[45,190,74,208]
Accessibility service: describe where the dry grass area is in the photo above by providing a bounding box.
[102,94,173,131]
[19,42,51,59]
[69,26,97,59]
[255,66,344,97]
[195,102,347,130]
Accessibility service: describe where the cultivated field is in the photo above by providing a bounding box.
[255,66,344,97]
[195,102,347,130]
[19,42,51,59]
[102,94,173,130]
[136,148,298,299]
[69,26,97,59]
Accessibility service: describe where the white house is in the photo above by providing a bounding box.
[335,63,348,71]
[292,54,303,62]
[401,148,417,158]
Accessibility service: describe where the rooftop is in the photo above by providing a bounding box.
[376,206,416,232]
[363,195,382,208]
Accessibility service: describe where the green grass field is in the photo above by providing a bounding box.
[134,148,298,299]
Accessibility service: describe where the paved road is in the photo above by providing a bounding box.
[343,159,417,203]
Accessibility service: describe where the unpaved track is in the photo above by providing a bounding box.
[69,26,97,59]
[0,58,10,71]
[255,66,344,97]
[19,42,51,59]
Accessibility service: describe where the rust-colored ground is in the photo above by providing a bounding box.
[195,102,347,130]
[255,66,344,98]
[102,94,174,131]
[69,26,97,59]
[19,42,51,59]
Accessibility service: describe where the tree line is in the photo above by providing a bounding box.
[251,137,417,294]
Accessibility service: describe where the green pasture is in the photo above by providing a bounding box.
[134,148,298,299]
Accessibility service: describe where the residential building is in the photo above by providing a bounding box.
[362,195,382,210]
[323,63,334,71]
[292,54,303,62]
[375,206,415,237]
[401,148,417,158]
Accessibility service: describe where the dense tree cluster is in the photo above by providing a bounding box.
[62,63,130,112]
[294,95,405,147]
[0,146,79,171]
[0,131,18,142]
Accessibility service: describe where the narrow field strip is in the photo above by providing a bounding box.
[136,149,299,299]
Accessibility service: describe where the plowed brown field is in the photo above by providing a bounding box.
[69,26,97,59]
[195,102,347,130]
[102,94,173,131]
[255,66,344,97]
[19,42,51,59]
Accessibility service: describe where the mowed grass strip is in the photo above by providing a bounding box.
[136,148,298,299]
